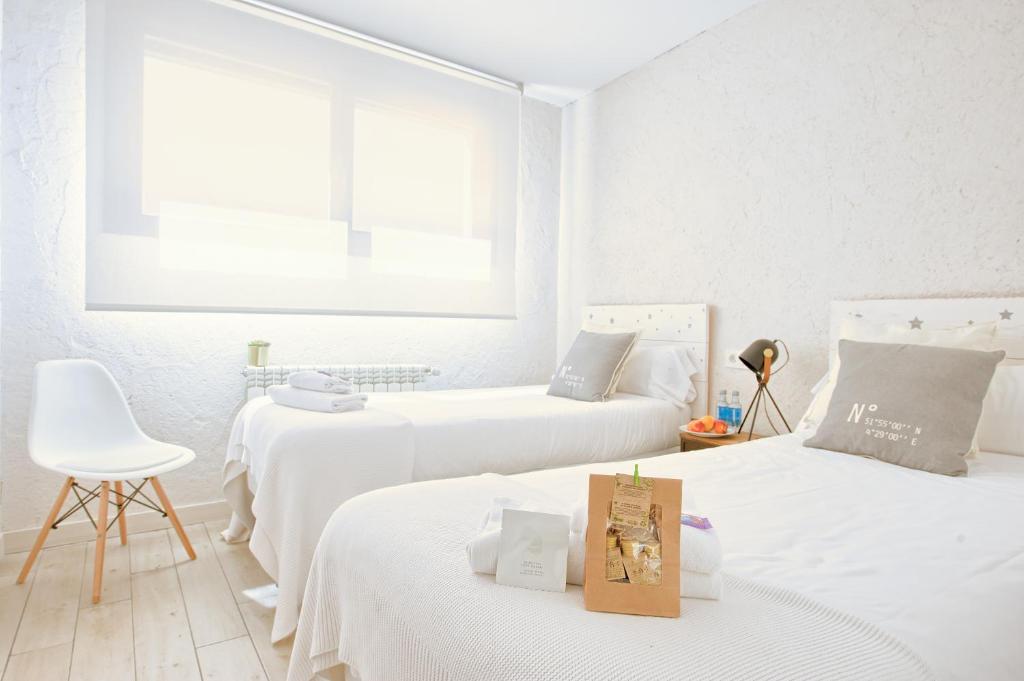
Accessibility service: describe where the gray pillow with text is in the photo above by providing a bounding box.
[804,340,1004,476]
[548,330,638,402]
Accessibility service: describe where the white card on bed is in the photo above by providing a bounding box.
[495,509,571,592]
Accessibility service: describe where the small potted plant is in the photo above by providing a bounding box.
[248,339,271,367]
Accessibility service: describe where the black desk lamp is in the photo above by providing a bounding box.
[736,338,792,440]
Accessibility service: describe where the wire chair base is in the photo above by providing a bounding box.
[51,478,167,534]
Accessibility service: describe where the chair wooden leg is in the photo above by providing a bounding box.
[114,481,128,545]
[17,477,75,584]
[150,477,195,560]
[92,482,110,604]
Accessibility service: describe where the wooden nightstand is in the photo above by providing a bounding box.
[679,430,765,452]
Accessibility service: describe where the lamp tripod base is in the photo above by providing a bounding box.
[737,381,792,441]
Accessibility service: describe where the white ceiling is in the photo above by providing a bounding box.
[271,0,763,106]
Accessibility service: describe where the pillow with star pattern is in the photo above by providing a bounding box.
[797,319,997,433]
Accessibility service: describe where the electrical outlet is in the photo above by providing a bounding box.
[724,349,746,370]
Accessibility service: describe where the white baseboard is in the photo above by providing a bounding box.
[2,499,232,555]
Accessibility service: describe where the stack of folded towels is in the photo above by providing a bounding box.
[267,371,369,414]
[466,490,723,599]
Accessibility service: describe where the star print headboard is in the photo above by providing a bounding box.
[830,297,1024,364]
[583,303,710,416]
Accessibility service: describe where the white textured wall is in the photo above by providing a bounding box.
[0,0,561,533]
[0,0,4,554]
[561,0,1024,424]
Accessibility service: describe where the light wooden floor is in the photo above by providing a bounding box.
[0,521,292,681]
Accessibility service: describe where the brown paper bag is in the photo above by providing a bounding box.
[583,473,681,617]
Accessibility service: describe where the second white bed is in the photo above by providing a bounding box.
[287,435,1024,681]
[222,385,686,640]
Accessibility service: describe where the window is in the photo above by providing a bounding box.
[86,0,520,316]
[352,104,491,282]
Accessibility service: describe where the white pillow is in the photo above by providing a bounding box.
[825,318,998,373]
[798,319,997,432]
[976,365,1024,456]
[617,345,699,409]
[994,326,1024,366]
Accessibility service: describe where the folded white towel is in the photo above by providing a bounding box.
[467,497,723,600]
[677,513,722,574]
[287,371,353,394]
[680,569,723,600]
[268,385,367,413]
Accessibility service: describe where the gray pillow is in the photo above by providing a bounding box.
[548,330,638,402]
[804,340,1004,476]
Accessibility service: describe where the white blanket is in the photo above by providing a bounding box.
[287,435,1024,681]
[222,400,413,641]
[221,385,685,641]
[387,385,684,481]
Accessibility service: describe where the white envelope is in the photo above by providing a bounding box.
[495,509,571,592]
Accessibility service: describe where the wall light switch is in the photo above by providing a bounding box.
[724,349,746,370]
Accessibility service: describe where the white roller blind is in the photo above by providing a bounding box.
[86,0,520,316]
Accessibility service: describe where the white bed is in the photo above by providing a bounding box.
[286,297,1024,681]
[222,304,709,641]
[287,435,1024,681]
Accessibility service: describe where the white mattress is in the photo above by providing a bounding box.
[222,385,686,640]
[287,435,1024,681]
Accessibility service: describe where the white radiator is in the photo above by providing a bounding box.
[243,364,439,399]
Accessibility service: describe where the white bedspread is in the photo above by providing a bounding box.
[288,435,1024,681]
[222,385,684,640]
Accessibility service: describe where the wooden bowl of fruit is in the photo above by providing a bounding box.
[682,415,735,438]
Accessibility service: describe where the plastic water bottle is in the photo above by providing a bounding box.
[729,390,743,428]
[716,390,729,423]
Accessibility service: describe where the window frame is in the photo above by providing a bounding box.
[85,0,521,318]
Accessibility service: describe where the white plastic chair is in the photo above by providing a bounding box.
[17,359,196,603]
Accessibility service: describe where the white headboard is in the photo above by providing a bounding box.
[583,303,710,415]
[831,297,1024,361]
